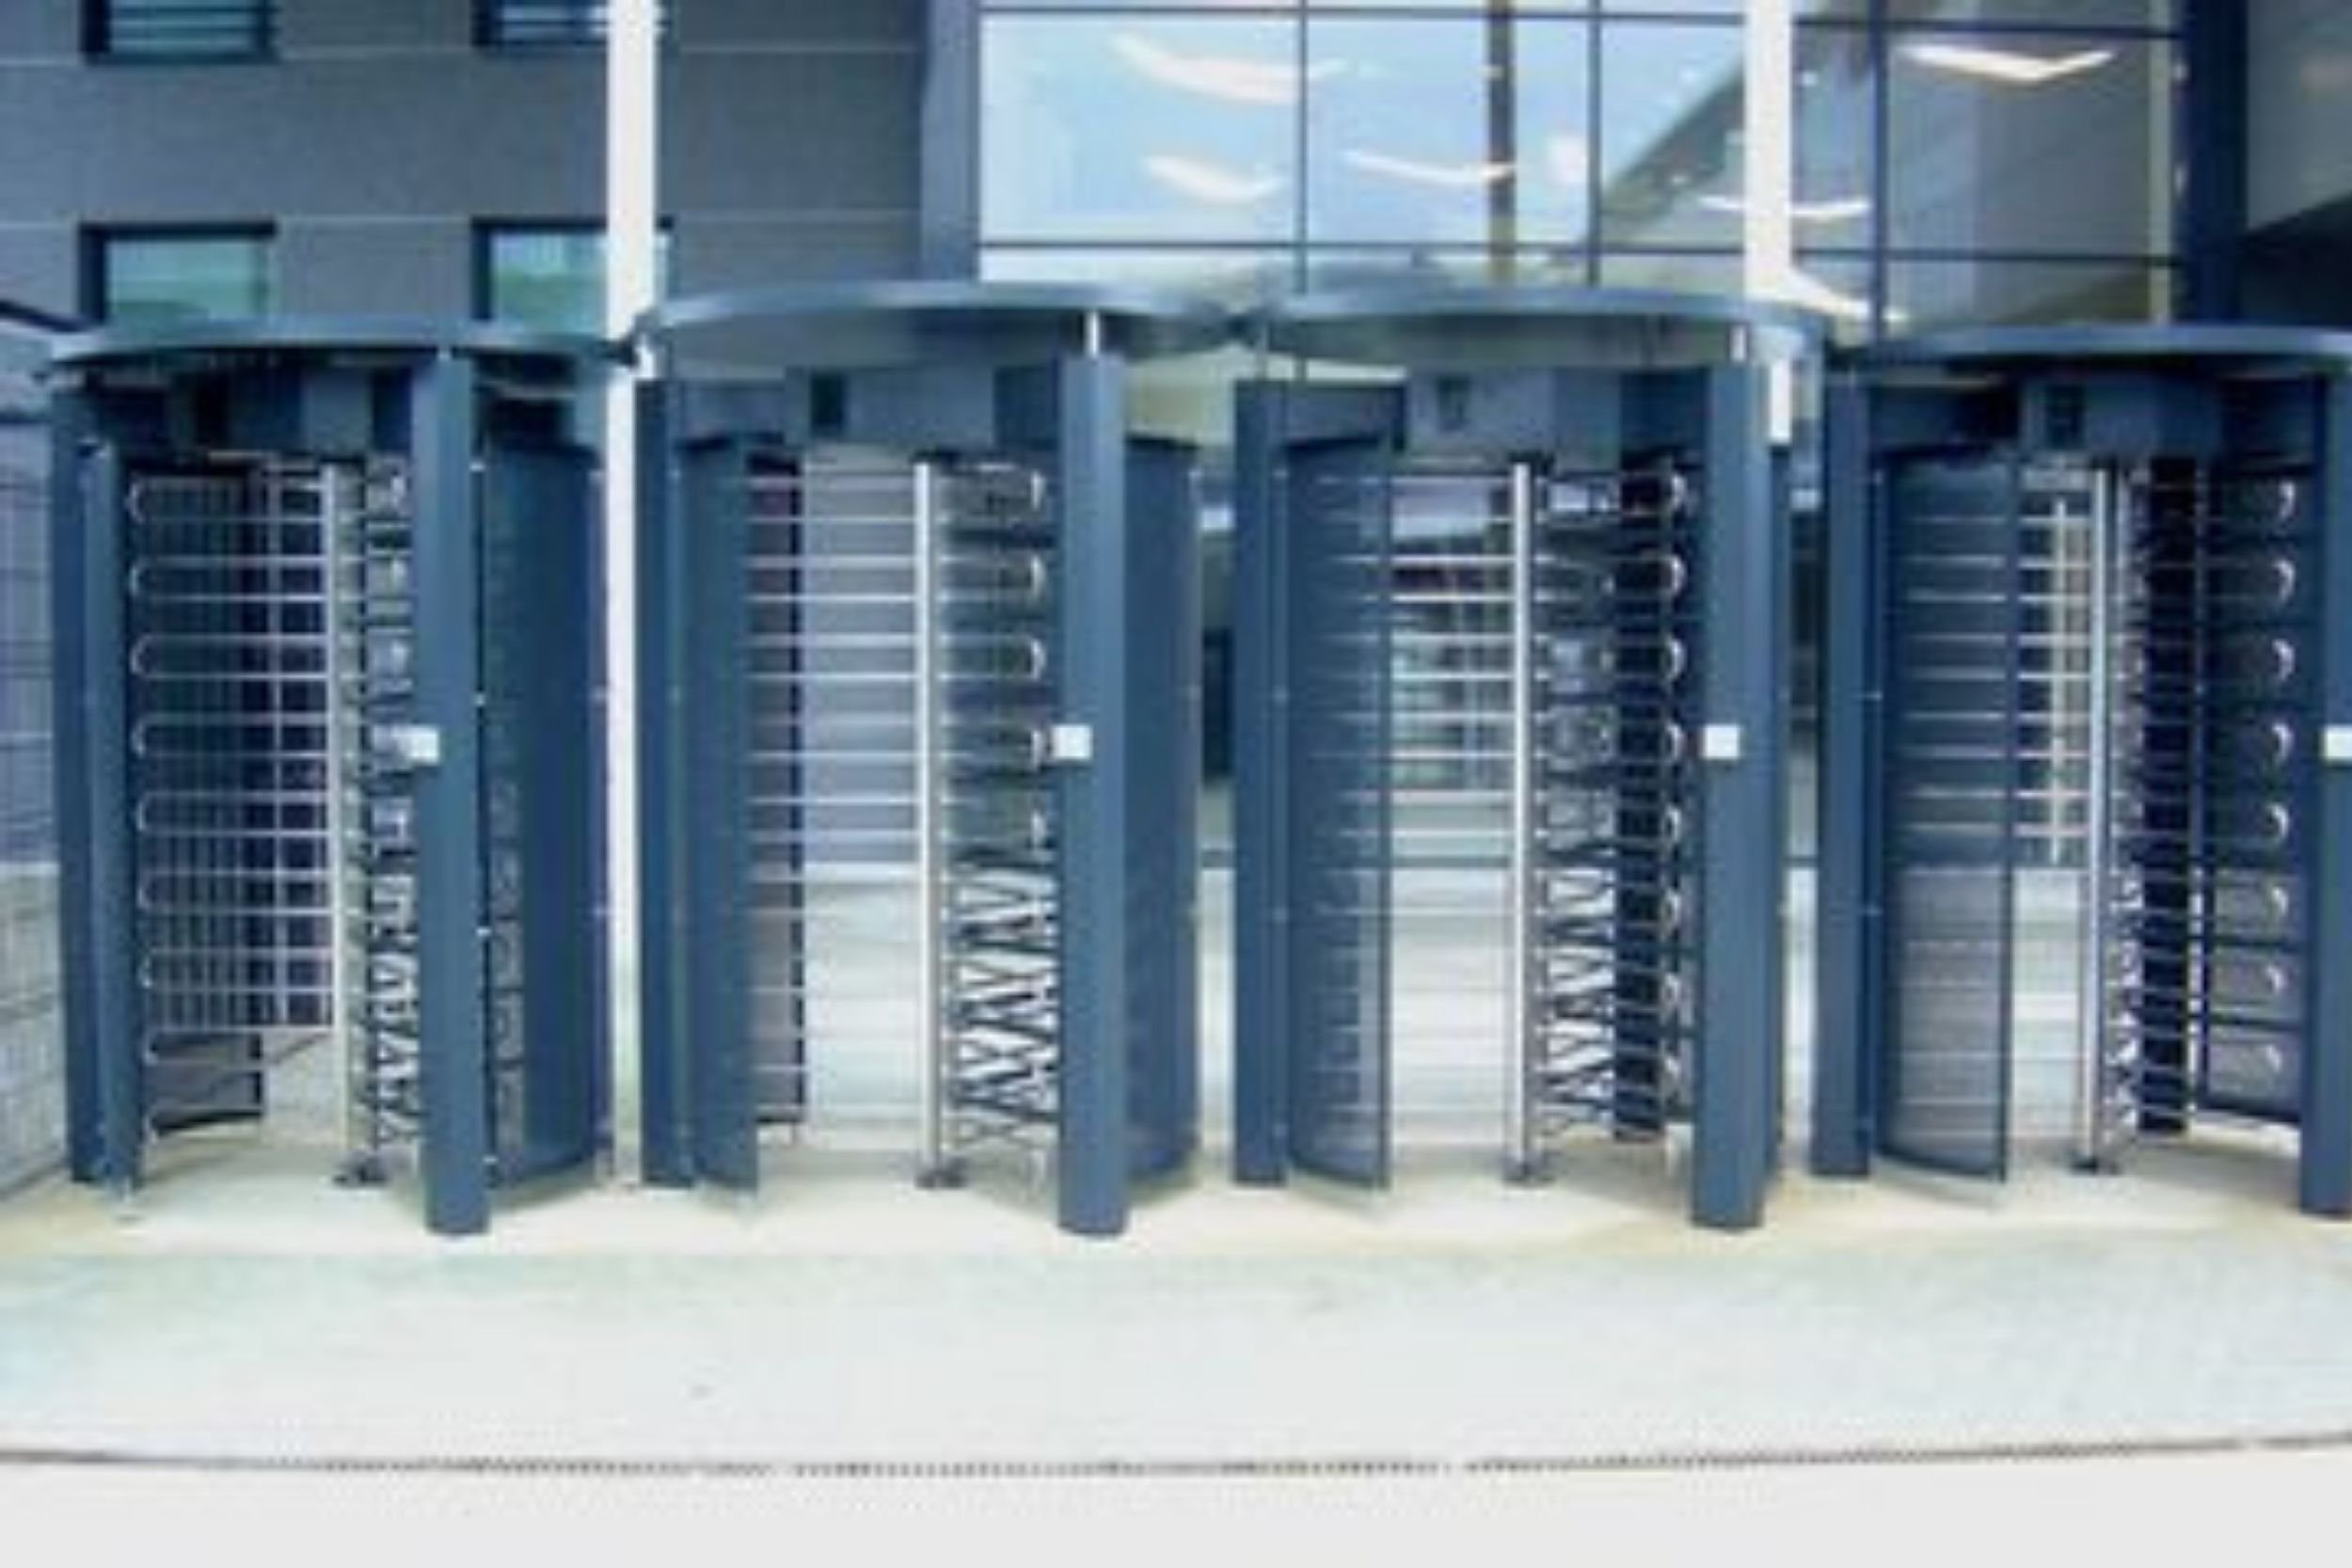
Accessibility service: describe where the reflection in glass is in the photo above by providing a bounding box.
[984,17,1300,244]
[1598,23,1746,249]
[1889,34,2171,256]
[1795,26,1876,251]
[1888,259,2171,327]
[99,234,272,325]
[1596,250,1742,299]
[1305,19,1592,253]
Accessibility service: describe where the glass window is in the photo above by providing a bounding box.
[1303,247,1591,292]
[88,0,274,60]
[1598,22,1746,250]
[1306,18,1592,250]
[1795,25,1876,253]
[1886,258,2172,328]
[983,16,1301,245]
[482,2,610,48]
[1888,32,2173,257]
[479,225,674,333]
[982,245,1295,305]
[93,231,272,325]
[479,2,670,49]
[1597,249,1743,298]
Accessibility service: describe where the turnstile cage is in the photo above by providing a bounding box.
[53,332,611,1233]
[1819,335,2352,1212]
[0,378,62,1193]
[1234,304,1794,1230]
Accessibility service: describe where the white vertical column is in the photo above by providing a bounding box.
[607,0,660,1147]
[1743,0,1797,437]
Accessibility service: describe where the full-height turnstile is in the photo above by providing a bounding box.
[49,322,612,1235]
[638,283,1217,1237]
[1233,291,1811,1230]
[1,311,66,1195]
[1815,327,2352,1215]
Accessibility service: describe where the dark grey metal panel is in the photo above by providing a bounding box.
[636,384,691,1185]
[2298,374,2352,1215]
[680,439,758,1190]
[1690,365,1778,1230]
[479,442,604,1184]
[411,356,492,1236]
[1810,377,1880,1178]
[1052,354,1131,1237]
[1877,454,2019,1180]
[1284,436,1392,1188]
[1122,436,1198,1181]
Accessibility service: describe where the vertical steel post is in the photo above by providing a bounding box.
[320,467,359,1164]
[1053,355,1132,1238]
[2074,467,2118,1169]
[1231,383,1290,1183]
[1692,365,1776,1230]
[411,353,491,1237]
[1505,460,1540,1180]
[914,458,950,1183]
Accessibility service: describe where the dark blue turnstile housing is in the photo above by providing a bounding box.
[1815,326,2352,1215]
[637,283,1216,1237]
[48,322,612,1236]
[1232,290,1810,1230]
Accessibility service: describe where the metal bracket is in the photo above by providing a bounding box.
[1700,723,1744,765]
[2324,725,2352,767]
[1047,722,1095,767]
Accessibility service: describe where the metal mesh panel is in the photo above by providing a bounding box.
[125,463,340,1136]
[935,463,1060,1164]
[2111,464,2312,1129]
[1527,464,1702,1146]
[335,461,422,1164]
[0,412,62,1191]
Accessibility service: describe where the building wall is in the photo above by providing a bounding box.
[0,0,926,320]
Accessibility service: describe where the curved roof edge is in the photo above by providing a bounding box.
[1246,286,1823,372]
[1851,323,2352,378]
[642,280,1232,373]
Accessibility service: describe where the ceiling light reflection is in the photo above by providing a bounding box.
[1112,34,1339,107]
[1143,154,1283,206]
[1343,150,1515,191]
[1902,41,2116,87]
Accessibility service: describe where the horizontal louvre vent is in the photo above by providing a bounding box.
[96,2,275,59]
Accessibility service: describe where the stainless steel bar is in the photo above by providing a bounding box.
[2074,468,2118,1168]
[914,459,947,1180]
[1505,461,1537,1177]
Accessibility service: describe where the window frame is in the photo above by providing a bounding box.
[83,225,278,326]
[83,0,277,64]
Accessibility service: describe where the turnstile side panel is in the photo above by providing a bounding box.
[1877,454,2018,1179]
[480,443,605,1183]
[1285,436,1392,1187]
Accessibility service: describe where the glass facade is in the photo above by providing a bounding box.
[90,230,273,325]
[981,2,2183,332]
